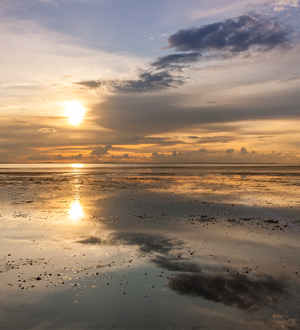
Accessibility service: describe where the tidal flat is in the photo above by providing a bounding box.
[0,164,300,330]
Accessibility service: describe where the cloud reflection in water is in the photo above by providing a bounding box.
[78,232,184,254]
[167,272,287,311]
[77,232,291,313]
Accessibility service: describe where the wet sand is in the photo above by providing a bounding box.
[0,165,300,329]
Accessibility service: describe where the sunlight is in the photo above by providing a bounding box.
[72,164,83,168]
[68,200,84,221]
[65,101,86,125]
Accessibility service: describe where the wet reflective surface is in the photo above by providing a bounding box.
[0,165,300,329]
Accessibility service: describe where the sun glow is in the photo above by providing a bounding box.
[68,200,84,221]
[65,101,86,125]
[72,164,83,168]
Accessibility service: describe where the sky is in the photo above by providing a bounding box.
[1,0,300,163]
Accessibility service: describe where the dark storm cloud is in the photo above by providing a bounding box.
[168,272,287,310]
[77,232,184,254]
[167,15,290,53]
[151,52,202,71]
[76,70,185,93]
[90,144,111,156]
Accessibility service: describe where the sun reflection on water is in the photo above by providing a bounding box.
[72,164,83,168]
[69,200,84,221]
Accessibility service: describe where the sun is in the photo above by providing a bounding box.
[65,101,86,125]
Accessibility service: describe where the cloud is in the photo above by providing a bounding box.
[54,153,83,160]
[148,147,296,163]
[274,6,286,11]
[75,80,102,89]
[110,153,130,160]
[37,0,105,5]
[151,148,223,161]
[151,52,202,71]
[270,0,300,8]
[0,14,146,105]
[166,14,290,53]
[76,70,186,93]
[27,154,52,161]
[92,91,300,136]
[225,148,235,153]
[279,76,300,83]
[239,147,256,155]
[272,315,298,329]
[38,128,56,133]
[75,13,293,95]
[198,136,232,144]
[90,145,111,157]
[240,146,249,155]
[25,153,85,162]
[111,71,185,93]
[199,147,209,153]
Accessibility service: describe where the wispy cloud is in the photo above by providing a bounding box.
[38,128,57,133]
[36,0,105,5]
[76,70,186,93]
[150,52,202,71]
